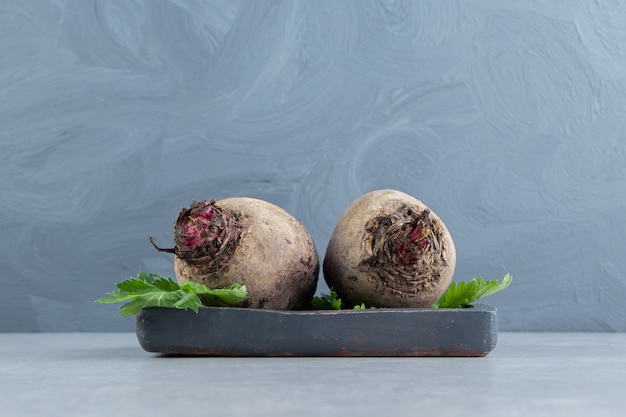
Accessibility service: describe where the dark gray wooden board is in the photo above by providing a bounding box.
[136,304,497,357]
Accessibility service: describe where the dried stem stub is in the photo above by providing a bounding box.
[360,206,450,298]
[151,199,241,274]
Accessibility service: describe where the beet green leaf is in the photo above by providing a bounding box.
[431,274,512,308]
[96,271,247,316]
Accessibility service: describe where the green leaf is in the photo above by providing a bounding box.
[432,273,512,308]
[171,287,205,312]
[114,278,155,293]
[118,299,148,316]
[96,271,248,316]
[153,277,181,292]
[311,290,343,310]
[194,283,248,307]
[311,290,374,310]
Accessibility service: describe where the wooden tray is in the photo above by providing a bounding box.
[135,304,497,357]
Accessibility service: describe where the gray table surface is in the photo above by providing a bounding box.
[1,332,625,417]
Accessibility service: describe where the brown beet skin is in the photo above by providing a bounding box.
[323,190,456,308]
[172,198,319,310]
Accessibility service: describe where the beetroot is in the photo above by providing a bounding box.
[152,198,319,310]
[323,190,456,308]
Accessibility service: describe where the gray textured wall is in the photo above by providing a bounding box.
[2,0,625,332]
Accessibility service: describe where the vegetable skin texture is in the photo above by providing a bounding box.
[167,198,319,310]
[323,190,456,308]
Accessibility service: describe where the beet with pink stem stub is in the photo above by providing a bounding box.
[323,189,456,308]
[151,198,319,310]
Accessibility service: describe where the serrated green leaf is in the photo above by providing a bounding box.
[432,274,512,308]
[172,291,204,313]
[153,277,181,292]
[311,294,333,309]
[136,271,153,282]
[95,292,128,304]
[477,273,512,299]
[311,290,343,310]
[96,271,248,316]
[117,290,191,316]
[117,299,147,316]
[311,290,375,310]
[115,278,157,293]
[179,280,211,293]
[203,284,248,305]
[331,294,342,310]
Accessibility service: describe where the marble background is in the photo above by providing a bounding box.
[2,0,625,331]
